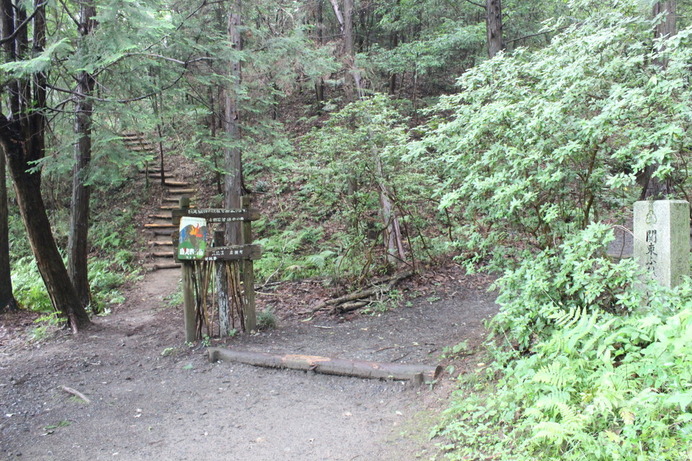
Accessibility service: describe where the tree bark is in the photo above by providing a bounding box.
[639,1,677,198]
[2,128,90,331]
[486,0,503,58]
[374,151,405,266]
[224,0,244,246]
[0,0,90,331]
[653,1,676,43]
[314,0,325,102]
[68,0,97,310]
[0,147,17,313]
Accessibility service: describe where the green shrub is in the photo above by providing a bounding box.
[413,8,692,269]
[436,224,692,461]
[11,257,53,313]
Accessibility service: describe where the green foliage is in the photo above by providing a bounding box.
[254,226,338,281]
[301,94,438,276]
[256,307,277,330]
[436,224,692,461]
[30,312,62,342]
[412,8,692,268]
[11,257,53,313]
[492,223,646,350]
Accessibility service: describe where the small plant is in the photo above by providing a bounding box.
[363,289,403,315]
[30,312,62,342]
[256,308,277,330]
[164,283,184,307]
[441,340,471,360]
[160,347,177,357]
[44,420,71,432]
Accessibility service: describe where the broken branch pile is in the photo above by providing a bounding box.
[304,270,414,315]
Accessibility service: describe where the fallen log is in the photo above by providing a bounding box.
[208,347,442,384]
[303,270,414,315]
[336,301,369,313]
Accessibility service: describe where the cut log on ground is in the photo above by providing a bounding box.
[208,347,442,384]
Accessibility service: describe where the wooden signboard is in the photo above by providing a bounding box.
[177,217,208,260]
[204,245,262,261]
[172,208,260,225]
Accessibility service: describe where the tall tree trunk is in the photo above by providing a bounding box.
[639,1,677,199]
[68,0,97,310]
[224,0,244,245]
[343,0,353,57]
[314,0,325,102]
[2,129,90,331]
[0,0,89,331]
[342,0,364,99]
[0,147,17,313]
[217,0,244,336]
[653,1,676,68]
[486,0,503,58]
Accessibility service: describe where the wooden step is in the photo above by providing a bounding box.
[148,213,171,220]
[163,196,195,203]
[159,204,195,210]
[152,251,175,258]
[145,262,181,271]
[141,171,173,178]
[167,188,196,195]
[121,132,145,138]
[152,229,174,236]
[148,241,173,246]
[144,223,176,229]
[126,146,156,153]
[164,180,190,187]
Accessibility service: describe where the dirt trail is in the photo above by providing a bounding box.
[0,266,497,461]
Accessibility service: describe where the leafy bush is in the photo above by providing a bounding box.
[301,94,439,276]
[11,257,53,313]
[491,223,647,350]
[412,8,692,268]
[436,224,692,460]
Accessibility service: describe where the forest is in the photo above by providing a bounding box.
[1,0,691,459]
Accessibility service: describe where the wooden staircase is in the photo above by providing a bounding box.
[123,133,198,272]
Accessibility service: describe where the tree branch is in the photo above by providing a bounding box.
[0,0,49,45]
[328,0,344,30]
[56,0,79,28]
[505,24,573,45]
[461,0,485,9]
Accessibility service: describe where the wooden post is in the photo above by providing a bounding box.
[242,195,256,332]
[176,196,196,342]
[182,262,196,342]
[215,230,231,335]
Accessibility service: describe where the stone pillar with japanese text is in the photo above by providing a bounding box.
[633,200,690,288]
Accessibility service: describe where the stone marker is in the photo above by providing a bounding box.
[633,200,690,288]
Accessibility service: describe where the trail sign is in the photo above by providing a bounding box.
[177,217,208,260]
[204,245,262,261]
[172,208,260,225]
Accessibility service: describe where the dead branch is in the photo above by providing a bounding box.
[60,386,91,404]
[303,270,413,315]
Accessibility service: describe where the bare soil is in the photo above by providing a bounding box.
[1,264,497,461]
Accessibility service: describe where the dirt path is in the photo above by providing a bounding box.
[0,266,497,460]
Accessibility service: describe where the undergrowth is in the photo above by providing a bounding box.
[8,184,142,316]
[436,223,692,461]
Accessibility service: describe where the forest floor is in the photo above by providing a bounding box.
[0,262,498,460]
